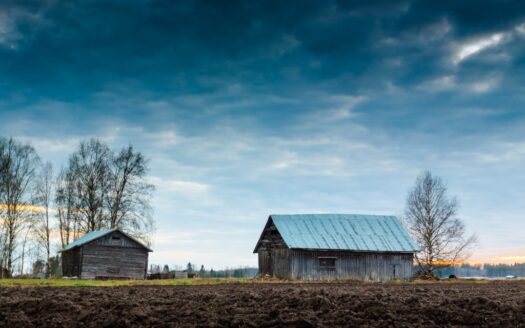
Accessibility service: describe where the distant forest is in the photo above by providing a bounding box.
[149,263,258,279]
[435,263,525,278]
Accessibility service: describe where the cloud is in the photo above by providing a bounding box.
[18,137,80,155]
[476,142,525,163]
[149,177,210,193]
[516,23,525,37]
[418,75,457,92]
[453,32,508,64]
[467,77,500,93]
[418,75,500,94]
[0,6,45,50]
[0,11,15,47]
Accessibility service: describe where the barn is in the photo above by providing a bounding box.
[62,228,151,279]
[254,214,419,281]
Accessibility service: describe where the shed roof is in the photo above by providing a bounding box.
[63,228,152,252]
[254,214,419,253]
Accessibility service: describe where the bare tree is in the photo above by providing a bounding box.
[33,162,53,277]
[107,145,154,243]
[0,140,7,276]
[404,171,476,274]
[59,139,154,245]
[18,223,35,275]
[0,137,40,274]
[55,168,78,249]
[68,139,111,232]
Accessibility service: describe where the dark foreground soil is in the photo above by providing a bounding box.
[1,282,525,327]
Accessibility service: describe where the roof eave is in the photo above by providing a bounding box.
[61,228,153,252]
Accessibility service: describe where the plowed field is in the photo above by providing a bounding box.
[1,281,525,327]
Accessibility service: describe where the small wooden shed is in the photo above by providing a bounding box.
[254,214,418,281]
[62,228,152,279]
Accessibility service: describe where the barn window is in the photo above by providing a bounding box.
[111,236,121,240]
[319,257,336,269]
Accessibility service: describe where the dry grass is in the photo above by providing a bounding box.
[0,277,519,287]
[0,277,251,287]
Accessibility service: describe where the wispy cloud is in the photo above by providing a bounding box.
[516,23,525,37]
[149,177,209,193]
[453,32,508,64]
[418,75,500,94]
[476,142,525,163]
[0,10,18,48]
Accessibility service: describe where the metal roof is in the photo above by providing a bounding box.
[63,228,152,252]
[63,229,118,251]
[259,214,418,253]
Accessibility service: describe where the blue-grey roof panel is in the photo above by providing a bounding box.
[63,228,117,251]
[270,214,418,252]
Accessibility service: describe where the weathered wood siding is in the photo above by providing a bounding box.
[80,231,149,279]
[258,248,291,279]
[258,250,271,275]
[256,218,292,278]
[62,247,82,277]
[89,230,145,249]
[290,250,413,281]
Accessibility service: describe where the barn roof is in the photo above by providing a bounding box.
[254,214,419,253]
[63,228,152,252]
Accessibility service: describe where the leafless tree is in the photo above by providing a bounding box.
[107,145,154,243]
[33,162,53,277]
[58,139,154,246]
[0,137,40,274]
[55,168,78,249]
[68,139,112,232]
[18,223,35,275]
[404,171,477,274]
[0,140,7,276]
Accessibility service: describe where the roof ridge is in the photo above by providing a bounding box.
[270,213,397,217]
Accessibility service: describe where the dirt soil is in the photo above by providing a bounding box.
[1,281,525,327]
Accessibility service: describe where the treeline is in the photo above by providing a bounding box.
[0,137,154,277]
[150,263,258,279]
[437,263,525,278]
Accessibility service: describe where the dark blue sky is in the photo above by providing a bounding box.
[2,0,525,267]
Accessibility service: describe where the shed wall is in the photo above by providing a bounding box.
[68,230,149,279]
[258,248,292,279]
[290,250,413,281]
[62,247,82,277]
[80,244,148,279]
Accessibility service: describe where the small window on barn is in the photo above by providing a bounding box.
[112,236,121,240]
[319,257,336,269]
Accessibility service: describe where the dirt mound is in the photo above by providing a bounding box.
[1,281,525,327]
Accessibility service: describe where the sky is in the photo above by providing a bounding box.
[1,0,525,268]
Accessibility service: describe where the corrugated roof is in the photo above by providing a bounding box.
[63,228,118,251]
[62,228,153,252]
[260,214,418,253]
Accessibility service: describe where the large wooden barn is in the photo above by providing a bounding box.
[62,228,151,279]
[254,214,419,281]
